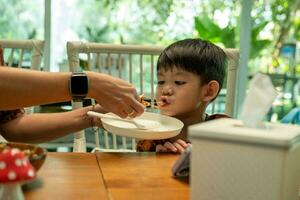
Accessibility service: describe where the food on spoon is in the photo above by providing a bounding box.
[139,94,151,107]
[139,94,160,109]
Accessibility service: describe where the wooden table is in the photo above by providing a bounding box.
[25,152,189,200]
[24,153,108,200]
[96,152,189,200]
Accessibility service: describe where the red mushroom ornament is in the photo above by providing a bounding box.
[0,148,36,200]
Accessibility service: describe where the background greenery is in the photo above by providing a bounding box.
[0,0,299,121]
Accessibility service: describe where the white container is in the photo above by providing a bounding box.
[189,118,300,200]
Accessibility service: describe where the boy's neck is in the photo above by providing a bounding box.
[170,107,207,142]
[175,104,207,125]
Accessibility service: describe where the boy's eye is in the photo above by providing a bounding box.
[174,81,186,85]
[157,81,165,85]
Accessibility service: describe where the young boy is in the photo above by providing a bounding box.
[137,38,229,153]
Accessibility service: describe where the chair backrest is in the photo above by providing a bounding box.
[0,39,44,70]
[0,39,45,114]
[67,41,239,152]
[223,49,239,117]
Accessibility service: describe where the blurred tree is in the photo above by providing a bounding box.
[76,0,191,45]
[270,0,300,72]
[0,0,42,64]
[194,1,272,59]
[1,0,298,75]
[194,0,299,75]
[0,0,43,39]
[194,15,271,59]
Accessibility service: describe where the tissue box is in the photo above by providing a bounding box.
[189,118,300,200]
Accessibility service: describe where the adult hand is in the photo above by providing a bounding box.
[89,104,107,127]
[87,72,144,118]
[155,139,190,154]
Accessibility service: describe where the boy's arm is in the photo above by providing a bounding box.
[0,105,103,143]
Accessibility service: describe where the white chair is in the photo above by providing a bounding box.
[67,41,239,152]
[0,39,45,114]
[0,39,44,70]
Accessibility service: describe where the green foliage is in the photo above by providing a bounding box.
[84,25,110,43]
[1,0,298,75]
[194,16,223,43]
[137,0,173,25]
[77,0,177,45]
[194,15,236,48]
[271,0,293,22]
[194,15,271,59]
[0,0,43,39]
[250,21,272,58]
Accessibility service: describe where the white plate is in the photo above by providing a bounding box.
[101,112,184,140]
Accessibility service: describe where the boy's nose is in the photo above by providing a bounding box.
[161,87,173,95]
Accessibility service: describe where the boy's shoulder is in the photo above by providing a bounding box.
[205,113,231,121]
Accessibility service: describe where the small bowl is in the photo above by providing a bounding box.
[0,142,47,171]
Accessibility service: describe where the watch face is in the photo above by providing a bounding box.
[70,74,88,95]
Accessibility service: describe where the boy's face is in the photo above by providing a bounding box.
[156,67,204,117]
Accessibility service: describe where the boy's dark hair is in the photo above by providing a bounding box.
[157,38,227,93]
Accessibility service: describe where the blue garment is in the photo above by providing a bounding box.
[280,108,300,124]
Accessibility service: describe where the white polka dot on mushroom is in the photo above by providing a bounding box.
[15,158,22,167]
[11,148,20,155]
[8,170,16,180]
[0,161,6,170]
[28,169,34,177]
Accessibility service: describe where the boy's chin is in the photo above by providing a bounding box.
[159,110,177,117]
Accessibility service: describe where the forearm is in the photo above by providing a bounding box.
[0,107,93,143]
[1,67,144,118]
[0,67,72,109]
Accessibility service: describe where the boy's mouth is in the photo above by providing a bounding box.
[138,95,172,109]
[158,97,171,108]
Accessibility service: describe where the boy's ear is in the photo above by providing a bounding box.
[200,80,220,102]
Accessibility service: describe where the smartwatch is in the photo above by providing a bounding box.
[69,72,88,102]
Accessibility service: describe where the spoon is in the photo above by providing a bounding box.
[87,111,159,130]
